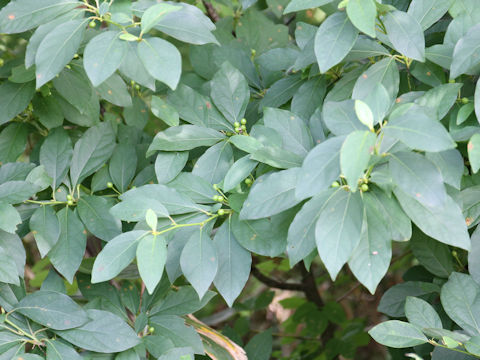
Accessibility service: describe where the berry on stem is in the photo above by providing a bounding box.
[245,178,252,185]
[67,200,74,206]
[331,181,340,188]
[217,209,225,216]
[241,118,247,125]
[462,97,469,104]
[107,182,113,188]
[234,121,240,128]
[361,184,369,192]
[89,20,96,28]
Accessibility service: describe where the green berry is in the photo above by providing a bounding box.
[148,326,155,334]
[213,195,222,202]
[66,194,73,201]
[361,184,369,192]
[449,79,455,83]
[234,121,240,128]
[67,200,74,206]
[89,20,96,28]
[241,125,247,131]
[135,84,140,90]
[107,182,113,188]
[331,181,340,188]
[235,127,241,133]
[462,97,469,104]
[241,118,247,125]
[217,209,225,216]
[452,250,458,257]
[245,178,253,185]
[0,58,4,67]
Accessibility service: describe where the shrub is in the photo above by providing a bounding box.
[0,0,479,359]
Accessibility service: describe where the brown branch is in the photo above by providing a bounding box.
[202,1,219,23]
[251,266,305,291]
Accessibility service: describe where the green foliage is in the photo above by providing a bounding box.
[1,0,480,358]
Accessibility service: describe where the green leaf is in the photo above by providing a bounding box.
[56,309,140,353]
[140,3,181,34]
[95,73,132,107]
[469,134,480,173]
[30,205,60,258]
[151,96,179,127]
[180,228,218,299]
[211,62,249,125]
[119,184,205,215]
[70,122,116,188]
[137,233,167,294]
[84,31,127,87]
[251,145,303,169]
[48,208,86,283]
[476,78,480,123]
[240,168,301,220]
[231,211,291,257]
[0,180,41,204]
[314,12,359,73]
[39,127,73,190]
[322,100,364,136]
[0,81,35,125]
[92,230,147,283]
[287,189,335,266]
[148,125,225,153]
[260,73,303,109]
[284,0,332,13]
[245,329,273,360]
[110,196,169,222]
[340,130,376,192]
[296,136,344,200]
[410,232,453,278]
[0,231,25,279]
[14,290,88,330]
[0,202,21,234]
[77,196,121,242]
[263,108,313,157]
[223,156,257,192]
[369,320,428,348]
[145,209,157,232]
[0,0,80,34]
[383,104,455,152]
[466,336,480,356]
[229,135,263,154]
[457,103,475,125]
[213,218,251,307]
[46,339,82,360]
[192,142,233,185]
[469,227,480,285]
[384,10,425,61]
[426,150,464,190]
[405,296,443,329]
[394,189,470,251]
[35,19,87,88]
[32,95,63,129]
[352,57,400,105]
[119,42,155,90]
[348,195,392,294]
[291,76,327,120]
[450,24,480,79]
[316,189,364,280]
[149,314,203,353]
[154,151,188,184]
[26,165,52,191]
[0,247,20,285]
[407,0,453,30]
[415,83,462,120]
[354,100,374,130]
[147,3,218,45]
[441,272,480,335]
[150,286,215,316]
[168,173,217,204]
[109,144,137,193]
[138,37,181,90]
[389,152,447,208]
[346,0,377,38]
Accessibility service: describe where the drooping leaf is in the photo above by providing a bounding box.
[223,156,258,192]
[316,189,364,280]
[48,208,86,283]
[322,100,364,136]
[192,141,233,185]
[155,151,188,184]
[0,202,21,234]
[468,133,480,173]
[410,231,454,278]
[0,82,35,126]
[137,233,167,294]
[384,10,425,61]
[39,127,73,190]
[405,296,443,329]
[346,0,377,38]
[407,0,452,30]
[213,218,251,307]
[29,205,60,258]
[180,228,218,299]
[450,24,480,79]
[109,144,137,193]
[140,3,181,34]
